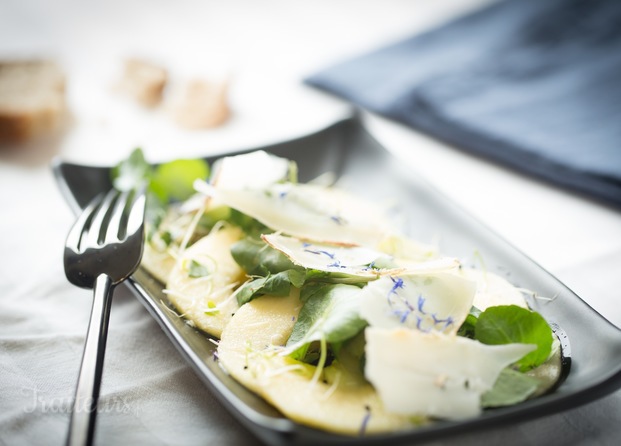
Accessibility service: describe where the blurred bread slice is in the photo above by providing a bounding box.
[0,60,67,144]
[172,79,230,129]
[118,58,168,107]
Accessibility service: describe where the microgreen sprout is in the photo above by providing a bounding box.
[187,259,211,278]
[319,369,341,401]
[179,200,208,255]
[159,299,187,319]
[264,363,308,378]
[518,288,559,304]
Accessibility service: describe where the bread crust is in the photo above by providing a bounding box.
[0,60,67,143]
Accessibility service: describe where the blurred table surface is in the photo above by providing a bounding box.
[1,1,620,445]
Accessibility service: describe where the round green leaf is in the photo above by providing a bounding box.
[475,305,553,372]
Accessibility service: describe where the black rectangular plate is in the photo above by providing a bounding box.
[53,115,621,445]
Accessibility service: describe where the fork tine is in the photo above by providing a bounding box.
[104,189,131,243]
[126,190,146,237]
[66,193,104,252]
[85,189,118,247]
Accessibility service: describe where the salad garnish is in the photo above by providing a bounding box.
[111,148,563,435]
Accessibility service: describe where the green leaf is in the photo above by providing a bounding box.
[236,277,269,305]
[288,268,307,288]
[111,148,210,203]
[111,149,164,234]
[188,259,210,278]
[231,237,297,276]
[481,368,539,407]
[332,331,366,375]
[231,237,312,305]
[299,281,327,303]
[111,148,152,192]
[111,149,211,234]
[151,158,210,202]
[302,269,371,286]
[475,305,553,372]
[228,209,269,237]
[159,230,173,247]
[230,238,367,306]
[236,271,297,305]
[457,306,481,339]
[286,284,367,361]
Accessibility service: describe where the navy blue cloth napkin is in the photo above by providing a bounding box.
[306,0,621,208]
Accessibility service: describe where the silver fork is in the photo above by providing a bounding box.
[64,187,146,446]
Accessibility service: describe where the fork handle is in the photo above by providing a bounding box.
[67,274,114,446]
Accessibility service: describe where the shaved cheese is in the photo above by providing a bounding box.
[211,150,292,189]
[395,257,461,275]
[377,234,438,263]
[262,233,386,277]
[365,327,535,420]
[203,182,394,246]
[359,272,475,335]
[263,234,461,281]
[459,268,528,310]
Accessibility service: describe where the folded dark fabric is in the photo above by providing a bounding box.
[306,0,621,208]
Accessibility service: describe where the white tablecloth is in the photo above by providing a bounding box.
[1,1,620,445]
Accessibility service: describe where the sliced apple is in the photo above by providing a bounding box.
[218,293,421,435]
[166,225,246,337]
